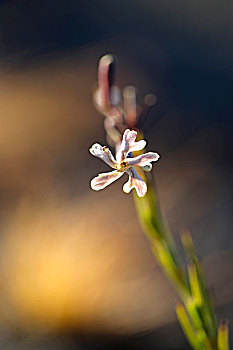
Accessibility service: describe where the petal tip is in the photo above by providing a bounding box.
[90,178,101,191]
[142,164,152,172]
[89,143,101,156]
[123,184,131,194]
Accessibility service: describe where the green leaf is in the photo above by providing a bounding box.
[176,303,202,350]
[186,297,203,329]
[217,320,230,350]
[188,264,203,307]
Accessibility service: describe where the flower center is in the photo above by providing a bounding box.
[117,161,129,172]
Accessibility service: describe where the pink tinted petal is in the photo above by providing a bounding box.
[116,129,135,161]
[123,86,137,128]
[89,143,117,168]
[93,88,104,113]
[116,129,146,162]
[94,56,119,115]
[129,139,146,152]
[123,129,137,146]
[94,89,123,119]
[91,171,124,191]
[123,168,147,197]
[110,86,121,106]
[127,152,160,167]
[97,55,113,110]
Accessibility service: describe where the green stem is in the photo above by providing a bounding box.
[134,171,188,299]
[133,170,220,349]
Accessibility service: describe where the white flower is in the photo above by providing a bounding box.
[89,129,160,197]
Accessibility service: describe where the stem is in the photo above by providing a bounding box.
[133,170,221,349]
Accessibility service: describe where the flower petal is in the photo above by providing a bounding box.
[89,143,117,168]
[129,139,147,152]
[143,164,152,172]
[127,152,160,167]
[91,171,124,191]
[116,129,146,162]
[123,168,147,197]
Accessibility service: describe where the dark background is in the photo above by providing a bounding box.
[0,0,232,349]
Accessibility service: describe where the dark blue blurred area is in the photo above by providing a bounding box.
[1,0,232,124]
[0,0,232,349]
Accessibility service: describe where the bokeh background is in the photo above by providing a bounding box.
[0,0,232,349]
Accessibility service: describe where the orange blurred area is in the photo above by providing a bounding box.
[0,1,232,348]
[0,195,177,334]
[0,50,179,339]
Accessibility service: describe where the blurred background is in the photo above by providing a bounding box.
[0,0,232,348]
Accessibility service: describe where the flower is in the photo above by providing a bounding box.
[89,129,160,197]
